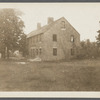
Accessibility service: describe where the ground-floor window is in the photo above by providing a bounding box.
[71,48,74,55]
[30,49,32,57]
[39,48,42,55]
[36,49,38,55]
[30,49,35,57]
[32,49,35,57]
[53,48,57,56]
[30,47,42,57]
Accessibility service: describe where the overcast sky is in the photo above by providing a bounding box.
[0,3,100,41]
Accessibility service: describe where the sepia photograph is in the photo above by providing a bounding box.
[0,3,100,93]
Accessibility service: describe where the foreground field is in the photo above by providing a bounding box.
[0,59,100,91]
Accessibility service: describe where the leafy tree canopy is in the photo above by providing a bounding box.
[0,8,26,58]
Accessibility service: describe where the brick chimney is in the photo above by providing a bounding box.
[48,17,54,24]
[37,23,41,29]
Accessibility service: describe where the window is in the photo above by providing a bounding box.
[31,38,32,44]
[38,35,40,42]
[39,48,42,55]
[29,39,31,45]
[71,49,74,55]
[53,34,57,41]
[37,35,38,42]
[31,49,33,57]
[36,49,38,55]
[71,35,74,42]
[32,37,33,44]
[32,49,35,56]
[34,36,36,43]
[32,37,35,43]
[38,34,42,42]
[61,21,65,28]
[40,34,42,42]
[53,48,57,56]
[32,37,34,44]
[30,38,32,44]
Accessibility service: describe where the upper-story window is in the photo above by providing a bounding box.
[37,35,38,42]
[33,37,35,43]
[40,34,42,42]
[71,35,74,42]
[38,34,42,42]
[37,35,39,42]
[53,48,57,56]
[32,37,34,44]
[34,36,36,43]
[61,21,65,29]
[53,34,57,42]
[31,38,32,44]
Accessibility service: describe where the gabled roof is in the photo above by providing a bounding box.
[27,17,64,38]
[27,17,80,38]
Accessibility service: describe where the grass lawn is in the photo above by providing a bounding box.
[0,59,100,91]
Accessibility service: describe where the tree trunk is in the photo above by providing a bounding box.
[1,52,5,59]
[7,47,9,59]
[1,47,6,59]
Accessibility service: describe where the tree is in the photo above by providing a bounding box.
[18,34,28,57]
[0,8,25,59]
[96,30,100,46]
[95,30,100,57]
[77,39,99,59]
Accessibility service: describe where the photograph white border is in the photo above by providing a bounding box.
[0,92,100,98]
[0,3,100,98]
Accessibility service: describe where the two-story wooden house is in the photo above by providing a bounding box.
[27,17,80,61]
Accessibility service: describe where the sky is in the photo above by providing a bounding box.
[0,3,100,42]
